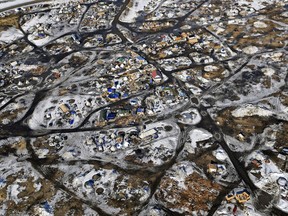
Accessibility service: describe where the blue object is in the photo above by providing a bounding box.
[106,112,117,120]
[137,107,144,113]
[69,119,74,125]
[42,202,53,214]
[281,147,288,155]
[108,92,120,99]
[107,87,115,93]
[130,98,139,105]
[38,33,45,38]
[122,93,129,98]
[179,91,186,97]
[137,56,145,60]
[0,178,6,187]
[72,34,80,41]
[114,81,119,86]
[236,189,250,195]
[115,143,122,149]
[143,186,149,192]
[85,179,94,188]
[198,37,204,43]
[70,110,76,115]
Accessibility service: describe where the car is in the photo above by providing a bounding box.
[280,147,288,155]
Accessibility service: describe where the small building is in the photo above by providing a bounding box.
[251,159,262,168]
[225,193,235,202]
[208,163,226,176]
[59,104,69,113]
[235,189,250,203]
[226,189,250,204]
[188,38,198,45]
[207,164,217,173]
[108,92,120,100]
[281,147,288,155]
[151,70,162,82]
[139,128,157,139]
[151,70,157,79]
[136,56,145,63]
[136,107,145,115]
[106,112,117,121]
[107,87,116,93]
[130,98,139,106]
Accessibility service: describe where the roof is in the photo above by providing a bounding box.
[281,147,288,155]
[139,128,157,139]
[151,70,158,78]
[236,189,250,195]
[225,194,235,201]
[207,164,217,172]
[59,104,69,113]
[106,112,117,120]
[235,190,250,203]
[108,92,120,99]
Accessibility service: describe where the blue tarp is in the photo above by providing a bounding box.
[108,92,120,99]
[42,202,53,214]
[85,179,94,188]
[137,107,144,113]
[106,112,117,120]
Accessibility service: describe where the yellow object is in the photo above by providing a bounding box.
[188,38,198,45]
[59,104,69,113]
[235,191,250,203]
[225,194,235,202]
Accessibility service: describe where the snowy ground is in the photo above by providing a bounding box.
[119,0,162,23]
[0,0,287,215]
[0,0,79,11]
[0,0,37,9]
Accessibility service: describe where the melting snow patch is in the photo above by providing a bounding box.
[178,108,202,125]
[231,104,273,117]
[187,128,212,153]
[243,46,259,55]
[253,21,268,28]
[0,27,23,44]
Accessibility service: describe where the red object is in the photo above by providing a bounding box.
[233,205,237,215]
[151,70,157,78]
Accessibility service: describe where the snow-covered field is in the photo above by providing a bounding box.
[0,0,40,10]
[0,0,77,11]
[119,0,161,23]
